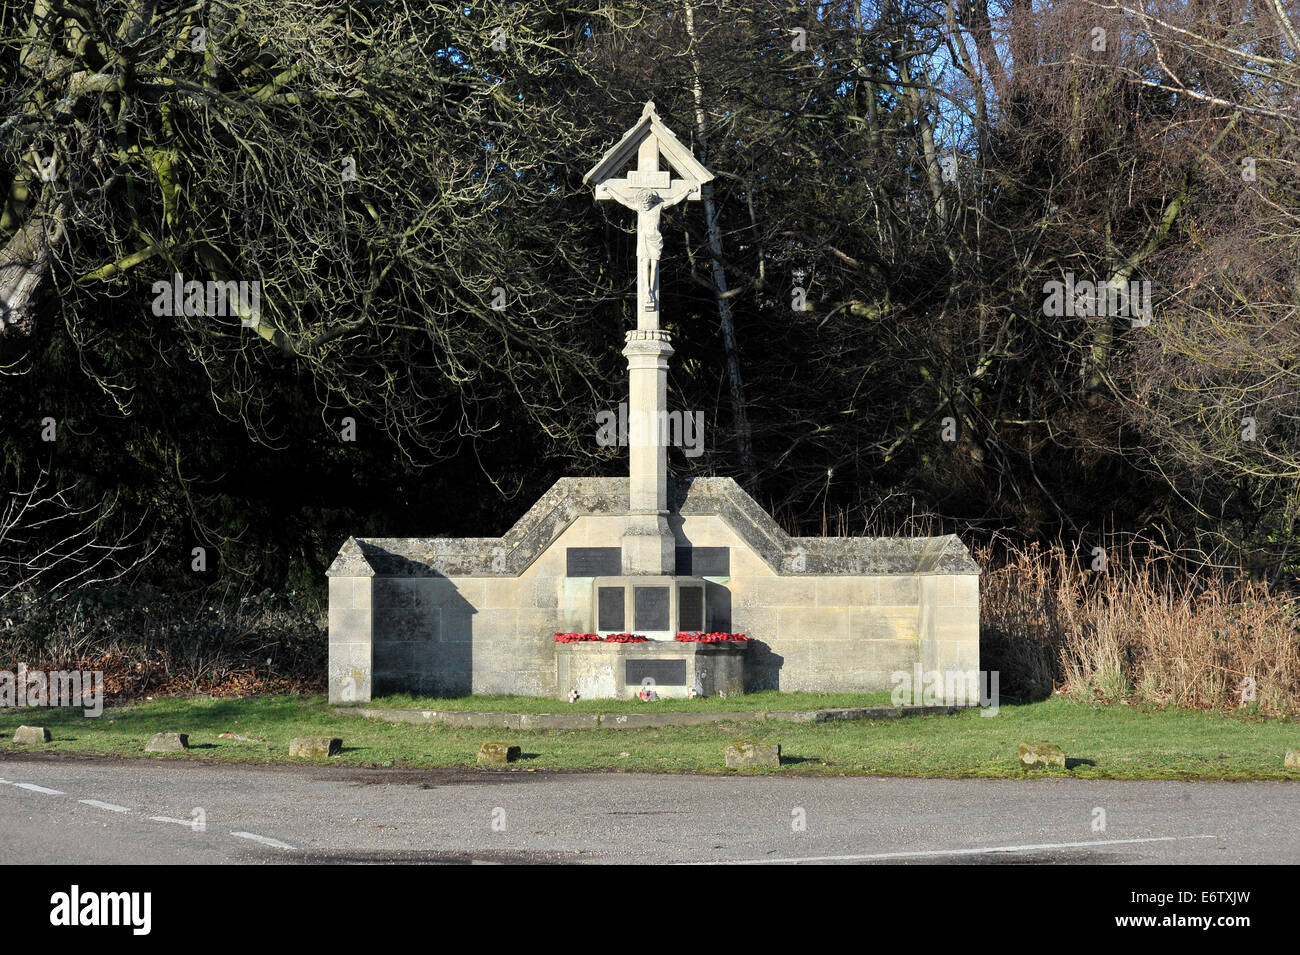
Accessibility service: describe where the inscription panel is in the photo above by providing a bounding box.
[566,547,621,577]
[675,547,730,577]
[633,586,670,631]
[625,659,687,686]
[597,587,626,632]
[678,587,704,632]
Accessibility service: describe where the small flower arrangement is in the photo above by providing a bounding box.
[637,686,659,702]
[554,632,651,643]
[674,632,749,643]
[602,633,649,643]
[568,688,579,703]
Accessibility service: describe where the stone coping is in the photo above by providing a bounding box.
[327,476,979,578]
[336,704,966,730]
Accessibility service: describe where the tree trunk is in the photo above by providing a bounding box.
[0,200,61,337]
[684,2,760,493]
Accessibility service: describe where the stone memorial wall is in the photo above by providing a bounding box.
[327,477,979,701]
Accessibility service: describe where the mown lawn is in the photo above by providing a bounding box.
[1,694,1298,779]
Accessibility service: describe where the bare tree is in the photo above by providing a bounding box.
[0,466,151,599]
[1096,0,1300,577]
[1,0,616,471]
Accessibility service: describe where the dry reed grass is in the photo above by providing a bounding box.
[979,539,1299,714]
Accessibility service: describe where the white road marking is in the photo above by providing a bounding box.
[704,834,1218,865]
[1,777,309,855]
[149,815,196,827]
[80,799,132,813]
[230,831,296,850]
[11,782,64,795]
[5,782,288,851]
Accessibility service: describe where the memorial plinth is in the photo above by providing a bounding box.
[555,639,747,701]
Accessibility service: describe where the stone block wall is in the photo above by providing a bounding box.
[327,477,980,702]
[369,577,561,698]
[672,513,978,693]
[327,576,373,703]
[919,574,982,675]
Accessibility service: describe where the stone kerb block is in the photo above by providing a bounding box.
[145,732,189,752]
[1018,741,1066,770]
[289,736,343,757]
[477,741,522,764]
[725,738,781,769]
[12,725,50,744]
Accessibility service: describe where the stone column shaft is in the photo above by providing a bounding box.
[622,330,675,575]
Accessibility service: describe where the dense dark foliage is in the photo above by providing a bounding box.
[2,0,1297,608]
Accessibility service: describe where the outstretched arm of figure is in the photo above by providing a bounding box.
[658,184,700,210]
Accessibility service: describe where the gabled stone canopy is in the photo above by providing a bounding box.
[326,477,979,578]
[582,101,714,194]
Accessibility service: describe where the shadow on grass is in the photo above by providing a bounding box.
[0,698,351,761]
[3,708,98,729]
[113,697,330,729]
[1066,757,1097,769]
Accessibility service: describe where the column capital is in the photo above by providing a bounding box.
[625,329,673,344]
[622,330,674,363]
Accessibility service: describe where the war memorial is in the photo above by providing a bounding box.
[328,104,980,703]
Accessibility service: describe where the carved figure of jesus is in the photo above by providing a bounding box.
[636,189,665,311]
[585,106,711,328]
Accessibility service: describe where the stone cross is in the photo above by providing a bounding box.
[583,104,713,574]
[585,102,713,328]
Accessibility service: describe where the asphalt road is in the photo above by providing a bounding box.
[1,753,1296,864]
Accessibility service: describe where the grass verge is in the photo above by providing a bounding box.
[2,694,1300,779]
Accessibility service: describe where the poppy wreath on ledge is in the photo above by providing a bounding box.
[674,632,749,643]
[554,632,602,643]
[553,633,651,643]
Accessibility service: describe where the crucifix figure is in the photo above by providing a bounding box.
[636,189,667,313]
[587,102,710,327]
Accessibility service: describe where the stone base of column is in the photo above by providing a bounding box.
[622,512,676,576]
